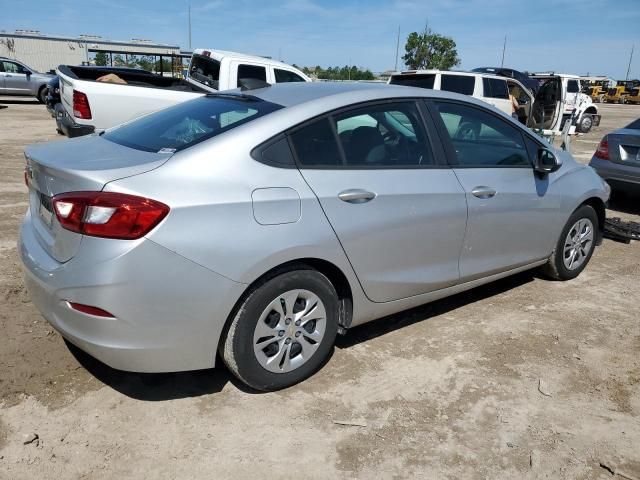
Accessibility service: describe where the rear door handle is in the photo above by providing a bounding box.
[338,189,376,204]
[471,186,497,199]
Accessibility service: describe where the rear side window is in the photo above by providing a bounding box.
[289,118,341,167]
[567,80,579,93]
[103,95,283,152]
[274,69,305,83]
[482,78,509,99]
[440,75,475,95]
[189,55,221,89]
[237,64,267,87]
[626,118,640,130]
[389,74,435,89]
[433,101,530,167]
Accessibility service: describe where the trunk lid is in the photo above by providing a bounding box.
[25,134,173,262]
[607,129,640,167]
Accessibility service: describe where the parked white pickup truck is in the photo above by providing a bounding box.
[56,50,309,137]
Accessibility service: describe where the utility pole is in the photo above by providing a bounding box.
[500,35,507,68]
[394,25,401,71]
[188,5,192,50]
[626,44,634,81]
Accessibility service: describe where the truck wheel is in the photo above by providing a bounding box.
[578,114,593,134]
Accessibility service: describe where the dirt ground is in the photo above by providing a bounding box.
[0,97,639,480]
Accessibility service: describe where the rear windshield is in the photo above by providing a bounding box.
[103,95,283,152]
[389,74,435,89]
[626,118,640,130]
[189,54,221,90]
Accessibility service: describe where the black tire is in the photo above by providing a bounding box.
[541,205,598,280]
[578,114,593,134]
[221,269,339,391]
[37,86,47,104]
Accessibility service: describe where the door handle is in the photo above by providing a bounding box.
[471,186,497,199]
[338,189,376,204]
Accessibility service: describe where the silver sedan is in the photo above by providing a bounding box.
[589,117,640,193]
[19,82,610,390]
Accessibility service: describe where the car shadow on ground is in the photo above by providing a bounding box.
[336,270,535,349]
[65,340,249,401]
[607,190,640,216]
[66,271,537,401]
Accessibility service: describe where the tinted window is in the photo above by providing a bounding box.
[334,102,433,167]
[189,54,221,89]
[237,64,267,87]
[274,69,305,83]
[104,96,283,152]
[433,101,530,167]
[289,118,341,167]
[255,136,295,167]
[389,74,435,89]
[482,78,509,99]
[567,80,579,93]
[440,75,475,95]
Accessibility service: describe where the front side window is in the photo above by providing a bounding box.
[237,64,267,87]
[290,102,433,168]
[274,69,305,83]
[567,80,579,93]
[103,95,283,152]
[3,61,27,74]
[433,101,530,167]
[483,78,509,99]
[440,75,475,95]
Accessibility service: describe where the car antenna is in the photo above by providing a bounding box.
[238,78,271,91]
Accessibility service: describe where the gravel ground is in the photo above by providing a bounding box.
[1,97,639,479]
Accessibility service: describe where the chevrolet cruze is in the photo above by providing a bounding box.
[20,82,610,390]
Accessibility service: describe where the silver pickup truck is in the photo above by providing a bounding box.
[0,57,54,103]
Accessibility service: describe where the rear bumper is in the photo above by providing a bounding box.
[589,156,640,190]
[19,209,245,372]
[57,109,95,138]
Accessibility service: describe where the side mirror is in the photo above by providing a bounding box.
[535,148,562,174]
[25,70,32,78]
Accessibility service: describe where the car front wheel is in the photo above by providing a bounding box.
[221,269,339,391]
[542,205,598,280]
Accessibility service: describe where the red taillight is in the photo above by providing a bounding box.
[72,90,92,119]
[595,136,609,160]
[68,302,115,318]
[52,192,169,240]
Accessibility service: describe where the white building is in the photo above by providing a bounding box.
[0,30,185,73]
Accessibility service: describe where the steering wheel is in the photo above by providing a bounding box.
[455,122,479,141]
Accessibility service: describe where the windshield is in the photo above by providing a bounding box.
[389,74,435,89]
[189,54,221,90]
[103,95,283,152]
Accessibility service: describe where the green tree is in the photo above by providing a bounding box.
[113,54,125,66]
[94,52,108,66]
[402,25,460,70]
[137,56,155,72]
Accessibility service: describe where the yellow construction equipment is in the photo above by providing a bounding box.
[604,84,630,103]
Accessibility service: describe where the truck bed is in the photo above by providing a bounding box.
[58,65,203,93]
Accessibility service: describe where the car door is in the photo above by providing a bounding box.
[428,99,561,282]
[1,61,30,94]
[288,100,468,303]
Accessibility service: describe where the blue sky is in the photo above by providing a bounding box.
[3,0,639,78]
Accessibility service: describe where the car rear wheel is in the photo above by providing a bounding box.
[221,269,339,391]
[542,205,598,280]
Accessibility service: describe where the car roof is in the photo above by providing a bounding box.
[391,69,510,82]
[242,81,499,111]
[192,49,302,70]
